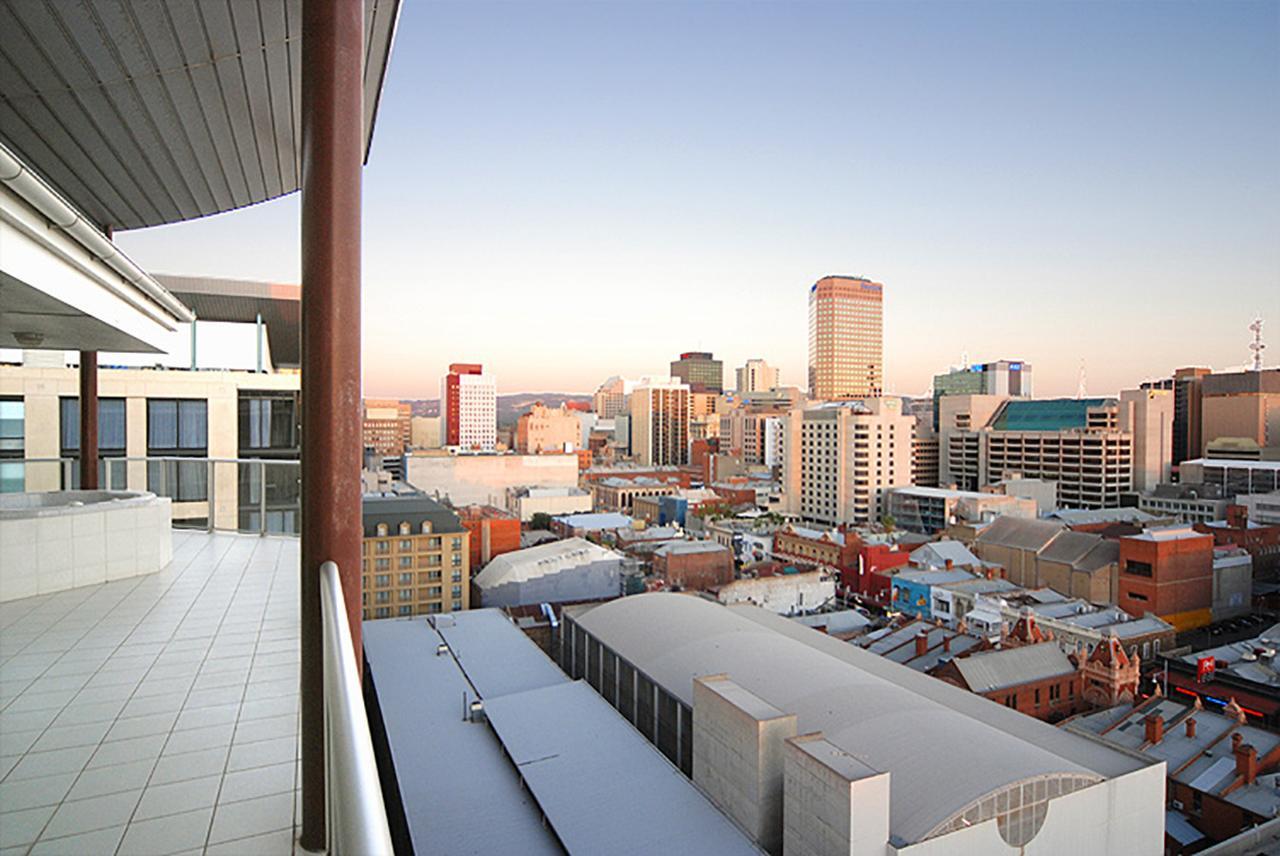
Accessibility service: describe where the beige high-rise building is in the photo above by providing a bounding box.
[1120,388,1173,492]
[939,395,1135,510]
[781,397,914,526]
[1201,369,1280,457]
[808,275,883,401]
[515,402,581,453]
[629,378,690,467]
[592,376,637,419]
[735,359,780,394]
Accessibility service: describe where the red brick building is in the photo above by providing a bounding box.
[774,524,862,574]
[933,643,1085,722]
[857,543,913,602]
[456,505,521,569]
[652,541,734,591]
[1117,526,1215,631]
[1196,505,1280,578]
[1065,696,1280,851]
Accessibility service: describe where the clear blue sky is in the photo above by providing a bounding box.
[119,0,1280,398]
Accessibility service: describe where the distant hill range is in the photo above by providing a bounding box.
[404,393,592,427]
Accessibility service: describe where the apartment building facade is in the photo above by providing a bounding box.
[441,362,497,451]
[735,358,780,394]
[515,402,581,453]
[361,493,471,619]
[0,274,302,531]
[629,378,690,467]
[362,398,411,455]
[781,397,913,526]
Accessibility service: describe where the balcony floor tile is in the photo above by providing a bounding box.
[0,531,303,855]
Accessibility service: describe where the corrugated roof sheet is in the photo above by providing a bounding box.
[483,682,761,856]
[952,644,1079,693]
[974,515,1065,551]
[472,537,620,592]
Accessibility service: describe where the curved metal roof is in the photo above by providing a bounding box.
[0,0,400,231]
[574,592,1105,845]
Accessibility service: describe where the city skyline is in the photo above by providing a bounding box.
[114,0,1279,398]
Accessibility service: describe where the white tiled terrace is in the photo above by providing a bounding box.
[0,531,302,855]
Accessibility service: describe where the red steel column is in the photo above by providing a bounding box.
[79,352,98,490]
[300,0,363,849]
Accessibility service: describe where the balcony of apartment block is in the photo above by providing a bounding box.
[0,2,400,853]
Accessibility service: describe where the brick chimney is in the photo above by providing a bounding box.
[1144,713,1164,745]
[915,630,930,658]
[943,635,952,653]
[1235,742,1259,785]
[945,558,954,570]
[1185,718,1197,739]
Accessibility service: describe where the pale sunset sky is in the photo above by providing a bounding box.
[118,0,1280,399]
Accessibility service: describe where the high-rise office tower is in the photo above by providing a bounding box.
[808,275,883,401]
[1120,388,1174,492]
[1171,367,1210,469]
[735,358,780,394]
[629,378,691,466]
[441,363,497,451]
[670,352,723,393]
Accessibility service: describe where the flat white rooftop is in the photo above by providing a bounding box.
[0,531,300,855]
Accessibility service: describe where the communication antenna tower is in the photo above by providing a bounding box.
[1249,317,1266,372]
[1076,360,1087,399]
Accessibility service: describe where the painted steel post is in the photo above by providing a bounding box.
[300,0,364,849]
[78,352,98,490]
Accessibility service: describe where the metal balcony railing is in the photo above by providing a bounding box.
[320,560,394,855]
[5,455,301,535]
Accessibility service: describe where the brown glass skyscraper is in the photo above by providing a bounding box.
[808,275,884,400]
[670,351,723,393]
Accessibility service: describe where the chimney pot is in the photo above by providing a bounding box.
[1186,718,1197,738]
[1233,732,1244,750]
[943,636,952,652]
[915,630,930,658]
[1235,742,1259,785]
[1144,713,1164,745]
[945,558,954,570]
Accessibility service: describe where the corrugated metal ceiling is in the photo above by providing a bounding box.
[0,0,400,231]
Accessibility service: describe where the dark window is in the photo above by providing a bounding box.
[59,398,127,489]
[238,393,298,453]
[1128,591,1149,602]
[1124,559,1154,578]
[679,704,693,775]
[147,399,208,451]
[657,691,679,764]
[618,660,636,723]
[601,648,618,706]
[147,399,208,504]
[636,675,655,740]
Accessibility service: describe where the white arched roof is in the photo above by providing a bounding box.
[574,592,1113,845]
